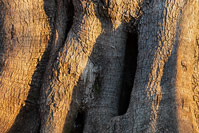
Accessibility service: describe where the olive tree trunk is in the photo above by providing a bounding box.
[0,0,199,133]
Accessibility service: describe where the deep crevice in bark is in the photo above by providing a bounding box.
[118,31,138,115]
[71,111,85,133]
[49,0,74,65]
[64,0,74,40]
[0,2,6,73]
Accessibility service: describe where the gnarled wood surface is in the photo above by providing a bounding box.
[0,0,198,132]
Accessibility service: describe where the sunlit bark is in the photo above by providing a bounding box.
[0,0,51,132]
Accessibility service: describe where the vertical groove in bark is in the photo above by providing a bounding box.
[71,111,85,133]
[0,1,5,72]
[118,31,138,115]
[46,0,74,62]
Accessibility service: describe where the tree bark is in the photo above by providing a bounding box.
[108,1,199,132]
[0,0,51,132]
[0,0,199,133]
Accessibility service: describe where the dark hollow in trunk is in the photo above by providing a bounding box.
[118,31,138,115]
[71,111,85,133]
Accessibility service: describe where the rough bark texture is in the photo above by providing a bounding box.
[0,0,51,132]
[0,0,199,133]
[107,1,199,132]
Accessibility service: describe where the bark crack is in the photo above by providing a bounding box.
[118,31,138,115]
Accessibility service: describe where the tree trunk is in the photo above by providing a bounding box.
[0,0,199,133]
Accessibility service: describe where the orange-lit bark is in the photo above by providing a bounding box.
[0,0,51,132]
